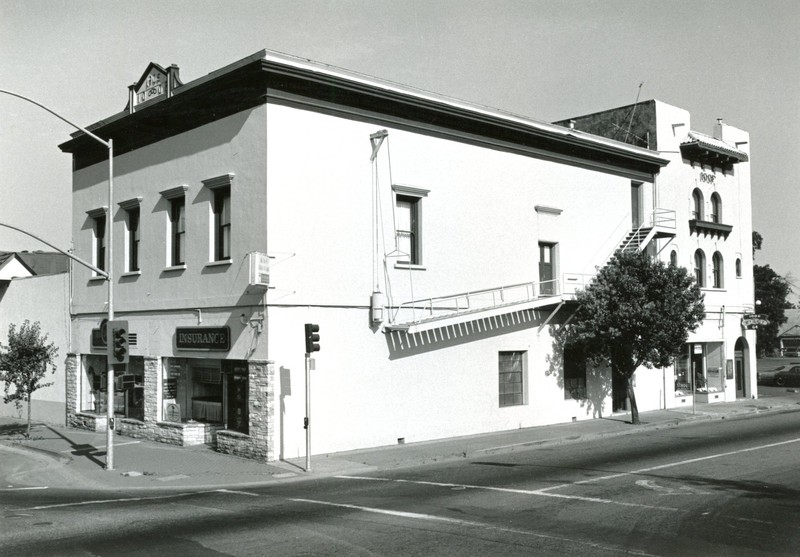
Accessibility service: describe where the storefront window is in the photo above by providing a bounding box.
[82,356,144,418]
[225,362,249,434]
[675,343,725,396]
[674,346,692,396]
[704,343,725,393]
[83,355,107,413]
[117,358,145,420]
[162,358,248,433]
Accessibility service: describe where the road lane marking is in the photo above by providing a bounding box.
[288,497,662,556]
[635,480,710,495]
[539,436,800,492]
[335,476,681,512]
[216,489,260,496]
[21,489,256,510]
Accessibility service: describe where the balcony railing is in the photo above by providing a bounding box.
[388,273,594,328]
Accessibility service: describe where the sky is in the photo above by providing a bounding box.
[1,0,798,299]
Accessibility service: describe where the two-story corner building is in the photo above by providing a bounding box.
[556,100,757,410]
[58,51,753,462]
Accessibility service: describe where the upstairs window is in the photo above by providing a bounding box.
[94,214,106,273]
[86,207,108,276]
[160,185,189,268]
[670,250,678,267]
[128,207,141,272]
[119,197,142,273]
[713,251,724,289]
[214,187,231,261]
[393,184,429,267]
[170,197,186,266]
[710,193,722,224]
[202,173,235,263]
[694,249,706,287]
[736,258,742,278]
[692,189,704,220]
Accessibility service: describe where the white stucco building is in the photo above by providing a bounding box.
[59,51,756,461]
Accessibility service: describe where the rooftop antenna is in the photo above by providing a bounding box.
[624,81,644,144]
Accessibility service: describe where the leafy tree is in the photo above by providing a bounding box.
[752,230,763,256]
[753,264,791,356]
[0,320,58,438]
[752,231,793,356]
[568,251,705,424]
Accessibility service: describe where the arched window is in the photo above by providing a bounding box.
[694,249,706,287]
[712,251,724,288]
[670,250,678,267]
[736,258,742,278]
[692,189,704,220]
[710,193,722,224]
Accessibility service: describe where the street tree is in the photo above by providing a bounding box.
[752,231,793,356]
[753,264,791,356]
[568,250,705,424]
[0,320,58,437]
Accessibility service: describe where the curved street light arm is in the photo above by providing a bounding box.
[0,221,108,278]
[0,89,110,148]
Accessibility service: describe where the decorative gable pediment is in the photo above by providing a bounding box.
[126,62,183,113]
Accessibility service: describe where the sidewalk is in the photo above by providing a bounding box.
[2,392,798,492]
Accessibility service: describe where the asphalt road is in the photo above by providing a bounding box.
[2,410,799,556]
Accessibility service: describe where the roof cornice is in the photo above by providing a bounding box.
[60,49,668,176]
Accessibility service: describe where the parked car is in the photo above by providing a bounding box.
[774,366,800,387]
[758,363,800,385]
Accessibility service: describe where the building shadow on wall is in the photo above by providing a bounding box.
[544,325,612,420]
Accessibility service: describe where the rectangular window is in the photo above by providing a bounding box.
[499,351,526,407]
[214,187,231,261]
[127,207,140,272]
[94,214,106,273]
[563,344,587,400]
[396,195,420,265]
[170,196,186,266]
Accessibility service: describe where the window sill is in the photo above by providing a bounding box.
[394,263,426,271]
[121,271,141,278]
[163,264,186,272]
[88,275,106,282]
[205,259,232,268]
[701,288,727,293]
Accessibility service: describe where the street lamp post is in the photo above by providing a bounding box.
[1,89,117,470]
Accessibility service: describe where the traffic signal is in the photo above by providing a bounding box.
[109,320,129,364]
[304,323,320,353]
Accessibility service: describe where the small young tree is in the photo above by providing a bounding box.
[0,320,58,437]
[569,251,705,424]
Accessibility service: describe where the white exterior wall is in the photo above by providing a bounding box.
[632,101,756,408]
[266,104,642,456]
[0,273,70,423]
[65,80,753,459]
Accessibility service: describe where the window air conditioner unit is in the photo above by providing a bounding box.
[248,252,270,288]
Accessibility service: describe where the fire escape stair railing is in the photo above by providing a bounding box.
[384,275,591,335]
[385,209,677,336]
